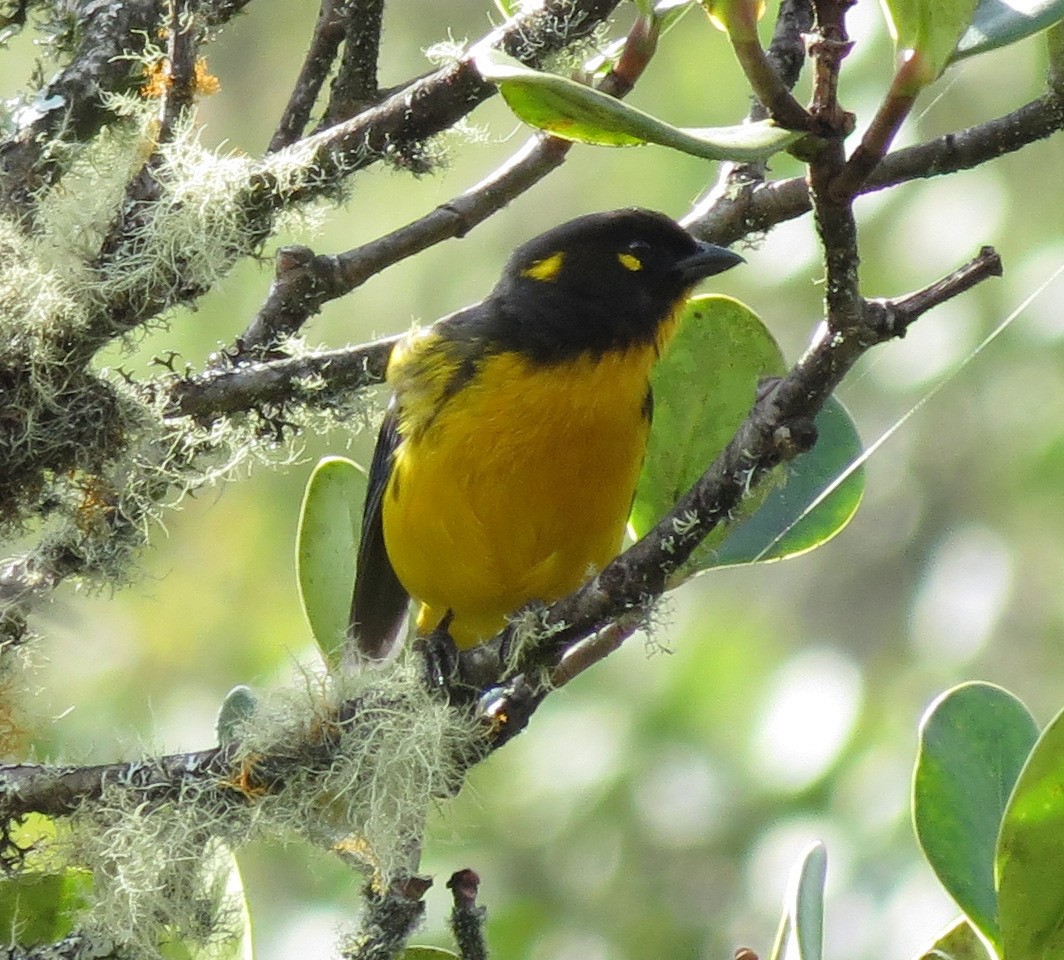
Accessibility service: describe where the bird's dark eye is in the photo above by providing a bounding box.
[617,238,651,272]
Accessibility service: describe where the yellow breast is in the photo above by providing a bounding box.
[381,340,661,649]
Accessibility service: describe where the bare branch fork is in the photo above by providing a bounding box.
[235,11,664,361]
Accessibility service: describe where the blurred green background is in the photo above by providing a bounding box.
[4,0,1064,957]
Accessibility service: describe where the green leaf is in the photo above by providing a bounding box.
[0,869,92,946]
[216,685,257,745]
[296,456,365,670]
[768,842,827,960]
[629,295,786,550]
[630,300,863,575]
[912,682,1039,951]
[476,51,800,161]
[700,0,767,37]
[911,918,994,960]
[996,701,1064,960]
[712,396,865,566]
[402,949,461,960]
[881,0,982,79]
[0,815,92,946]
[791,841,827,960]
[951,0,1064,61]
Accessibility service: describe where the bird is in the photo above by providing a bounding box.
[349,208,743,660]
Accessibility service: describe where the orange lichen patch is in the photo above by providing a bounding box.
[142,58,170,99]
[141,57,220,99]
[218,754,269,800]
[335,834,385,892]
[193,60,221,97]
[73,474,118,536]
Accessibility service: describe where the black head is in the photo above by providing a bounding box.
[482,208,743,361]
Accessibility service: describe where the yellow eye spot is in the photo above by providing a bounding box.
[521,251,565,282]
[617,252,643,272]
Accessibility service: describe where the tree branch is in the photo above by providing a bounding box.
[340,879,432,960]
[322,0,387,128]
[268,0,352,153]
[235,10,661,359]
[166,336,398,421]
[0,0,254,222]
[447,869,488,960]
[82,0,622,346]
[686,91,1064,243]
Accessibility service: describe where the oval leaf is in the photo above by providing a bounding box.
[912,682,1039,950]
[951,0,1064,61]
[296,456,365,670]
[912,918,994,960]
[712,396,865,567]
[402,949,461,960]
[629,295,786,550]
[790,841,827,960]
[215,685,258,746]
[996,701,1064,960]
[768,841,828,960]
[476,51,800,161]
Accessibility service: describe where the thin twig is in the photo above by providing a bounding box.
[872,245,1003,331]
[322,0,387,128]
[760,0,815,109]
[167,336,398,421]
[690,0,814,242]
[727,14,814,131]
[268,0,352,152]
[447,870,488,960]
[235,135,575,360]
[687,91,1064,242]
[806,0,861,332]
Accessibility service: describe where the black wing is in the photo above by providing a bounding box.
[349,402,411,660]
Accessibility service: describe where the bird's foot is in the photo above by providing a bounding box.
[415,613,462,701]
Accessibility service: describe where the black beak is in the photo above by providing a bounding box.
[675,241,745,283]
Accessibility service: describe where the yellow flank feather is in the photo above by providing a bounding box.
[382,326,675,650]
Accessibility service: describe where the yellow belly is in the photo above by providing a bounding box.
[381,346,655,649]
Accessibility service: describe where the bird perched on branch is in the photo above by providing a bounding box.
[349,208,743,660]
